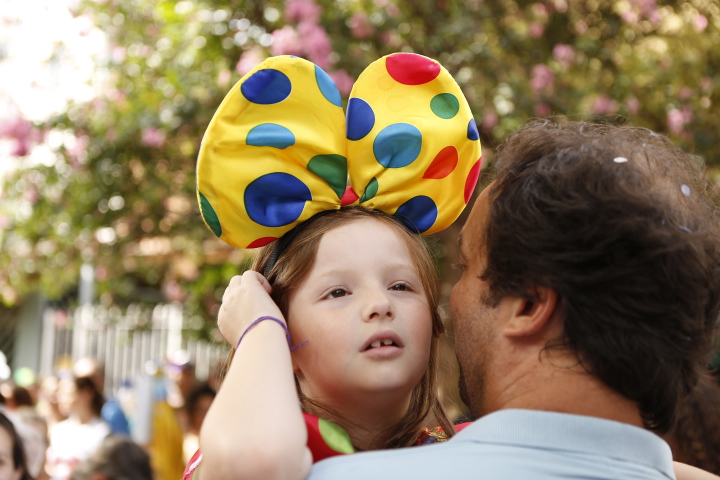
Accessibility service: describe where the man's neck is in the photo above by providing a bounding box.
[484,347,644,428]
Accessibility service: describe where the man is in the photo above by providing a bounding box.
[308,121,720,479]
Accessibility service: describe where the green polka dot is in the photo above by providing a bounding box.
[307,154,348,199]
[198,191,222,238]
[430,93,459,119]
[360,177,379,203]
[318,418,355,454]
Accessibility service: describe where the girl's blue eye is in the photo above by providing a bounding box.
[328,289,347,298]
[390,283,409,291]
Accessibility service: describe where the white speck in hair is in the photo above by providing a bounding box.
[613,157,628,163]
[681,184,691,197]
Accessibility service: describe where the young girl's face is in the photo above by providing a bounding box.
[287,219,433,404]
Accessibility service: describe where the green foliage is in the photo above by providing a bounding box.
[2,0,719,334]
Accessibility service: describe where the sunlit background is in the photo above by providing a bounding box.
[1,0,719,477]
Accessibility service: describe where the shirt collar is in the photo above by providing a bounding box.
[453,409,674,478]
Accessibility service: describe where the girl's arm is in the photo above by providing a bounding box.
[198,271,313,480]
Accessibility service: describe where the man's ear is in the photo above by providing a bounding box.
[503,286,559,338]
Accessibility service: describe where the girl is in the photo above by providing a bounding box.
[47,376,110,480]
[0,411,32,480]
[186,52,482,480]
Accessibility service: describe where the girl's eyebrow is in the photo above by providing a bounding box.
[312,263,419,280]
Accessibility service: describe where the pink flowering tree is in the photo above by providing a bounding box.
[1,0,720,352]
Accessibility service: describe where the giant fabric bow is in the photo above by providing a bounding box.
[197,53,482,248]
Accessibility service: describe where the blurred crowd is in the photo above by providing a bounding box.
[0,350,220,480]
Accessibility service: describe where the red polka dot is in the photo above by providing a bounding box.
[423,146,458,179]
[246,237,277,248]
[385,54,441,85]
[464,158,482,204]
[340,186,359,206]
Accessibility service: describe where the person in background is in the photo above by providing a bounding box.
[182,384,215,463]
[46,376,109,480]
[70,436,153,480]
[0,411,33,480]
[72,359,129,437]
[0,386,33,412]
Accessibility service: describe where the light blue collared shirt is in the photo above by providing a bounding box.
[308,409,675,480]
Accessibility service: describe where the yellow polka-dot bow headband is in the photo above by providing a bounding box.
[197,53,482,249]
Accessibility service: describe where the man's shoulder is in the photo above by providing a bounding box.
[307,410,675,480]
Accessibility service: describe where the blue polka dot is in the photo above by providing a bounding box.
[247,124,295,149]
[315,65,342,107]
[346,98,375,141]
[467,118,479,141]
[394,196,438,234]
[245,173,312,227]
[241,69,292,105]
[373,123,422,168]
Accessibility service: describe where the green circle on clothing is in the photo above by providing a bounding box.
[430,93,459,119]
[198,191,222,238]
[318,417,355,454]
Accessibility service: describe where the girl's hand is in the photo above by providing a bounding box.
[218,271,285,347]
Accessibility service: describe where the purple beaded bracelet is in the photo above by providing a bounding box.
[235,316,308,351]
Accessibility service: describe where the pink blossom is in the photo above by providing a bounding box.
[552,44,575,68]
[141,127,166,148]
[532,2,549,21]
[700,77,712,94]
[164,281,186,303]
[628,0,660,23]
[666,108,689,135]
[530,64,554,94]
[0,215,10,229]
[592,95,618,115]
[550,0,568,13]
[385,3,401,17]
[298,23,333,69]
[348,12,375,40]
[217,69,232,87]
[0,116,33,156]
[621,9,639,23]
[271,25,303,56]
[67,134,89,163]
[624,96,640,116]
[529,22,545,38]
[112,46,126,64]
[573,20,588,35]
[534,103,551,116]
[236,47,266,76]
[23,187,38,204]
[481,109,498,131]
[678,86,693,100]
[285,0,322,24]
[329,70,355,97]
[693,14,708,32]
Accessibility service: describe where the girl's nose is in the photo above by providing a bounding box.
[363,289,393,322]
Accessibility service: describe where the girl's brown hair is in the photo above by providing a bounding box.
[251,206,454,450]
